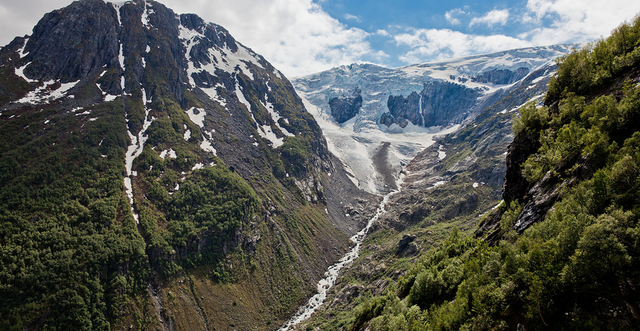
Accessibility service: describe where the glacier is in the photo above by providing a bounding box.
[293,44,576,194]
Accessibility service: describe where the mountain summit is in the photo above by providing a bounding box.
[0,0,378,329]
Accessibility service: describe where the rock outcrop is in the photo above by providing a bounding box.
[381,81,481,128]
[329,87,362,123]
[471,67,530,85]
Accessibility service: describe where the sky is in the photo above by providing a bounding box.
[1,0,639,77]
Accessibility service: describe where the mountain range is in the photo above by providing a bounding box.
[293,45,574,194]
[1,0,639,330]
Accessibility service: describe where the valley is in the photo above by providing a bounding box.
[0,1,639,330]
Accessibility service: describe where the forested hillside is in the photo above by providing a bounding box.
[301,15,640,331]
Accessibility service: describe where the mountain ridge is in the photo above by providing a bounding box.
[293,44,573,194]
[0,1,379,330]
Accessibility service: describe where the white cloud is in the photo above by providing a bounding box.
[162,0,380,77]
[344,13,361,23]
[375,29,390,37]
[393,1,640,65]
[0,0,72,45]
[395,28,530,64]
[469,9,510,27]
[3,0,640,75]
[445,8,466,25]
[0,0,378,78]
[521,0,640,45]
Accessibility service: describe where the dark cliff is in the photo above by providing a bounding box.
[329,87,362,123]
[381,81,481,128]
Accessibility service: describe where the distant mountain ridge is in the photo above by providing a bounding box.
[293,45,575,194]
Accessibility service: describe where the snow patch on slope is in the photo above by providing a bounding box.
[110,2,125,26]
[17,37,29,58]
[200,83,227,108]
[186,107,205,127]
[179,22,265,89]
[15,63,37,83]
[200,131,217,155]
[235,82,285,148]
[124,88,154,223]
[159,149,177,160]
[14,80,78,105]
[118,43,125,71]
[141,1,154,28]
[261,99,295,137]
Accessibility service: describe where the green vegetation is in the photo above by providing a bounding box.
[0,88,260,329]
[0,4,352,329]
[307,16,640,331]
[0,99,149,330]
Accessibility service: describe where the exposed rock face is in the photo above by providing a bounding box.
[380,91,421,128]
[22,0,120,84]
[503,131,541,205]
[329,87,362,123]
[381,81,481,128]
[513,170,564,233]
[471,67,529,85]
[396,234,417,256]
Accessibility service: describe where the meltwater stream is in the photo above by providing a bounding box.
[278,191,396,330]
